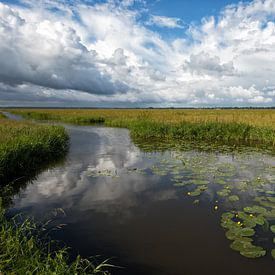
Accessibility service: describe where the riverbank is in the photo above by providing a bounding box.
[0,203,112,274]
[0,116,69,184]
[7,109,275,148]
[0,114,113,274]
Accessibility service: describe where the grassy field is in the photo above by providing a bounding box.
[7,108,275,147]
[7,108,275,128]
[0,115,69,184]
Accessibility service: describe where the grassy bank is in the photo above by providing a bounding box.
[0,204,112,274]
[0,116,69,184]
[7,108,275,128]
[7,109,275,147]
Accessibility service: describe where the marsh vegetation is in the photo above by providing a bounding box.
[0,115,68,184]
[9,109,275,148]
[1,109,275,274]
[0,113,113,274]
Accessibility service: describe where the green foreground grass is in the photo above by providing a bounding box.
[0,118,69,184]
[8,109,275,148]
[0,204,112,274]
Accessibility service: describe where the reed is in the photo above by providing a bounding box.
[8,108,275,129]
[0,118,69,184]
[7,109,275,148]
[0,203,112,274]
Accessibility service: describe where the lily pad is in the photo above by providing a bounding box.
[217,189,231,197]
[243,206,268,215]
[228,195,239,202]
[270,225,275,233]
[240,247,266,258]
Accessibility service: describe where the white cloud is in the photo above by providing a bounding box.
[0,0,275,107]
[147,15,184,28]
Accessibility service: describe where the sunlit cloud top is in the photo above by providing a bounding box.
[0,0,275,107]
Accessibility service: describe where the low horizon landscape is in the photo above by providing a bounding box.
[1,0,275,275]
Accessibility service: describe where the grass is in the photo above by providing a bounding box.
[0,203,112,274]
[7,109,275,148]
[0,114,114,274]
[0,115,69,184]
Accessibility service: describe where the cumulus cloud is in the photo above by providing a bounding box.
[0,0,275,107]
[147,15,184,28]
[183,52,236,76]
[0,3,128,95]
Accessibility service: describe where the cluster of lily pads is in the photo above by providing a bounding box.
[145,148,275,260]
[83,141,275,260]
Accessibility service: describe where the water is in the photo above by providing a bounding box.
[6,123,275,274]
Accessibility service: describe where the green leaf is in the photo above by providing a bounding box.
[270,225,275,233]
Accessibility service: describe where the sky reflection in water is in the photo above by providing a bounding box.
[10,125,275,275]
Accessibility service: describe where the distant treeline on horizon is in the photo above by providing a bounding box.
[1,106,275,110]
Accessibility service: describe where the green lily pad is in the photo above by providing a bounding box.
[188,179,209,185]
[267,197,275,203]
[270,225,275,233]
[217,189,231,197]
[244,206,268,215]
[188,185,208,197]
[230,237,253,252]
[228,195,239,202]
[272,249,275,260]
[240,247,266,258]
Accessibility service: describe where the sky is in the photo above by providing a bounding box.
[0,0,275,107]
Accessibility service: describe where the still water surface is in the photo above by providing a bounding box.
[8,123,275,275]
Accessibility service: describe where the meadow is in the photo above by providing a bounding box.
[8,108,275,148]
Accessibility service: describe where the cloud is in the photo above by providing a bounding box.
[0,3,129,95]
[183,52,236,76]
[147,15,184,28]
[0,0,275,106]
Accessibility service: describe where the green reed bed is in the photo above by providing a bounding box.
[0,119,69,184]
[125,120,275,146]
[0,204,112,274]
[7,109,275,148]
[14,110,105,125]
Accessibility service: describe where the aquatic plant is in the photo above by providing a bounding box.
[143,147,275,260]
[0,203,113,274]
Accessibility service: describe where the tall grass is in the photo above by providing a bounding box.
[0,118,69,184]
[8,108,275,129]
[7,109,275,148]
[0,203,112,274]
